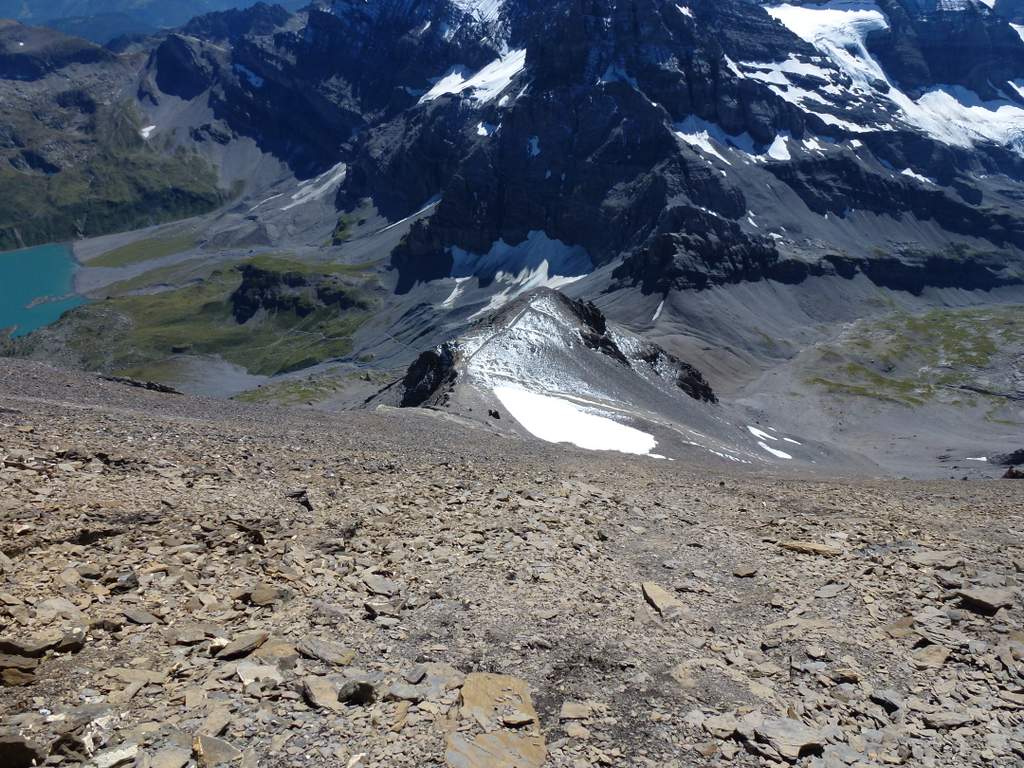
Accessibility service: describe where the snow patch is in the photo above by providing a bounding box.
[527,136,541,156]
[1012,24,1024,44]
[281,161,347,211]
[420,49,526,105]
[767,2,1024,154]
[234,64,265,88]
[758,441,793,460]
[450,231,592,319]
[493,386,659,456]
[477,121,498,136]
[450,0,505,22]
[747,425,776,441]
[441,277,472,308]
[140,125,157,140]
[652,300,665,323]
[900,168,935,185]
[675,4,693,18]
[767,134,791,161]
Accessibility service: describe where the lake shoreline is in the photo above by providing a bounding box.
[0,243,88,338]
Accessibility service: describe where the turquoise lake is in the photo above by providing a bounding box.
[0,244,87,338]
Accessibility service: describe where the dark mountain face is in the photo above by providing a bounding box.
[8,0,1024,300]
[0,0,306,44]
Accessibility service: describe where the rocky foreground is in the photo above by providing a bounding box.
[1,359,1022,768]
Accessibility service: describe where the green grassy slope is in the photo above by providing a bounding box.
[0,102,224,251]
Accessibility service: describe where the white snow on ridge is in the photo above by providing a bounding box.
[493,386,660,456]
[1012,24,1024,44]
[449,230,592,318]
[766,2,1024,154]
[900,167,935,185]
[420,49,526,105]
[441,277,472,308]
[281,161,348,211]
[140,125,157,140]
[450,0,505,22]
[673,116,799,163]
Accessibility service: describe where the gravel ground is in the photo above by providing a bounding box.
[1,358,1022,768]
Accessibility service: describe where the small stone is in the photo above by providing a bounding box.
[754,718,824,762]
[814,582,847,599]
[564,722,590,739]
[217,631,268,660]
[911,644,950,669]
[641,582,685,619]
[123,607,160,625]
[924,711,976,729]
[362,574,401,597]
[90,744,139,768]
[779,541,843,557]
[957,587,1014,615]
[247,584,288,607]
[0,653,39,671]
[193,734,241,767]
[870,689,904,714]
[910,550,962,569]
[733,565,758,578]
[559,701,593,720]
[703,712,738,739]
[152,747,191,768]
[338,680,376,705]
[1,668,36,686]
[236,662,283,686]
[303,676,342,712]
[168,625,208,645]
[295,637,355,666]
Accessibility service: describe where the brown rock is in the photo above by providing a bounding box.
[911,644,950,669]
[446,673,545,768]
[641,582,685,619]
[754,718,824,762]
[193,734,241,767]
[302,676,342,712]
[295,637,355,666]
[217,631,268,660]
[957,587,1014,615]
[779,541,843,557]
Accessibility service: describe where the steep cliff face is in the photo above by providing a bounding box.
[368,0,1024,298]
[16,0,1024,304]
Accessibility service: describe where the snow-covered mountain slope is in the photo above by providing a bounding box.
[368,288,853,468]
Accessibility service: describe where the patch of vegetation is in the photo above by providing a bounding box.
[806,305,1023,408]
[0,101,224,251]
[328,214,356,246]
[90,232,197,268]
[100,257,210,297]
[9,263,374,378]
[242,253,379,276]
[233,369,392,406]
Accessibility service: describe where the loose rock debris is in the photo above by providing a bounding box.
[0,358,1023,766]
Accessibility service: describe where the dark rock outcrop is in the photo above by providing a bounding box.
[230,264,370,324]
[0,20,114,80]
